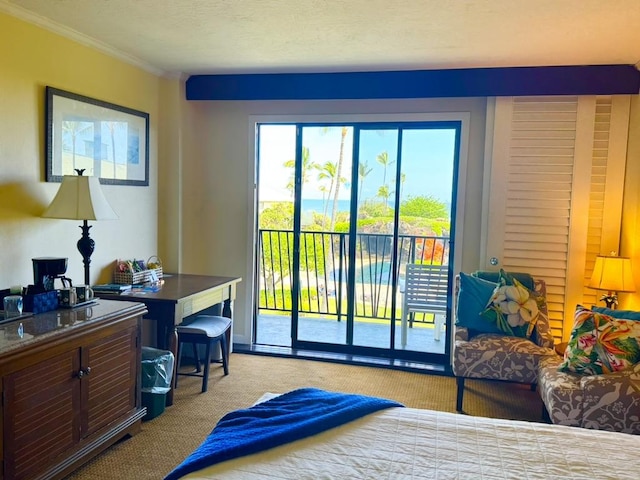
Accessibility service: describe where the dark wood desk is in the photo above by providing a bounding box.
[98,274,241,405]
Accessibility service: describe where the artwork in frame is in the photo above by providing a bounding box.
[45,86,149,186]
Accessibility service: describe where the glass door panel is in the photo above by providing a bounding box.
[296,126,353,345]
[352,129,399,348]
[394,128,457,353]
[255,124,297,347]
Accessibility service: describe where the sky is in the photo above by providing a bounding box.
[258,124,457,206]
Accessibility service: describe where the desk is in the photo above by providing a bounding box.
[98,274,241,405]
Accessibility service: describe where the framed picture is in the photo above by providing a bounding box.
[45,86,149,186]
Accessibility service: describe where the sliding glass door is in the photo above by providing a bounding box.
[255,121,460,363]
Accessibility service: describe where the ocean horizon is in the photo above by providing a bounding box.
[302,198,350,213]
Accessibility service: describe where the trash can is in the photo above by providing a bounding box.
[141,346,174,421]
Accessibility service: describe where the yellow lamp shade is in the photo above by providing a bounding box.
[588,255,636,293]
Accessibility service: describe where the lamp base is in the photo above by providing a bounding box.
[600,292,618,310]
[77,220,94,285]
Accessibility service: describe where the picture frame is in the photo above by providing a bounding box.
[45,86,149,186]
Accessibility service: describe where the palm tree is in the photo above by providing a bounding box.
[104,121,126,178]
[284,146,315,197]
[62,121,92,173]
[321,127,349,231]
[399,172,406,202]
[358,161,373,212]
[376,151,394,186]
[317,184,329,228]
[377,184,393,211]
[316,161,338,228]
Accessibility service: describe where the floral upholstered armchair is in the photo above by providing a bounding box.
[538,305,640,434]
[452,271,556,413]
[538,356,640,433]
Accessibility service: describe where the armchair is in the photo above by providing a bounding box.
[452,272,556,412]
[538,355,640,433]
[538,305,640,434]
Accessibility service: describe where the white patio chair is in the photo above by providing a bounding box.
[400,264,449,346]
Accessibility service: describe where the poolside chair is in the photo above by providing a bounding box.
[400,264,449,346]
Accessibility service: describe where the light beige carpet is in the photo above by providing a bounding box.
[68,353,544,479]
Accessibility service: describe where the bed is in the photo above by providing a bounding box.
[166,388,640,480]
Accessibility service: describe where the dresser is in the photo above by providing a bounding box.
[0,299,147,480]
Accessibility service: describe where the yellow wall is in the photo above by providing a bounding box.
[0,12,160,288]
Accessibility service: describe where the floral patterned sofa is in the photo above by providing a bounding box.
[538,305,640,434]
[452,272,556,412]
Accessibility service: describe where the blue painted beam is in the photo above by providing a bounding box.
[186,65,640,100]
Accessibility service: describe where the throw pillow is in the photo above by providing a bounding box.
[472,270,535,291]
[481,276,541,338]
[592,306,640,321]
[455,272,503,334]
[559,305,640,375]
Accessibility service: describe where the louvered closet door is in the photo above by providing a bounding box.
[484,96,630,341]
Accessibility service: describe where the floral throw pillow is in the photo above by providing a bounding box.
[559,305,640,375]
[481,277,541,338]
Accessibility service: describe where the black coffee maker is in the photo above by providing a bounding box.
[31,257,72,292]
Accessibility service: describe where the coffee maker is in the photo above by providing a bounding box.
[31,257,72,292]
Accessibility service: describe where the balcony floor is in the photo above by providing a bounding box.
[255,313,446,355]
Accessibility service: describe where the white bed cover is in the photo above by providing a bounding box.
[183,402,639,479]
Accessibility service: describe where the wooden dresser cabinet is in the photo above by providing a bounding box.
[0,300,147,480]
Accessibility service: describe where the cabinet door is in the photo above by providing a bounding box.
[3,350,81,480]
[81,324,138,438]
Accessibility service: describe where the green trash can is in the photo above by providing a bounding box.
[141,347,174,421]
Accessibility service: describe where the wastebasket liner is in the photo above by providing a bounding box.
[141,346,175,394]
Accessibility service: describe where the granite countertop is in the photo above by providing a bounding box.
[0,299,145,355]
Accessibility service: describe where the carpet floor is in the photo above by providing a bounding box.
[68,353,545,479]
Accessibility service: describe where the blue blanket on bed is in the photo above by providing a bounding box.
[164,387,404,480]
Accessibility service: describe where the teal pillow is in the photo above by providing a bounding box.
[473,269,535,291]
[456,272,503,334]
[592,306,640,321]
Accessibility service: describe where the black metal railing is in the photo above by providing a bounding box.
[258,229,450,324]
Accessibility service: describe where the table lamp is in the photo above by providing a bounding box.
[42,169,118,285]
[588,254,636,308]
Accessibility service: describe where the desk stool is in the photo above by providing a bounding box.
[175,315,231,393]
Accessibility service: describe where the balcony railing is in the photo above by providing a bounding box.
[258,229,450,325]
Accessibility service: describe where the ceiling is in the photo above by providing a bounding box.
[3,0,640,78]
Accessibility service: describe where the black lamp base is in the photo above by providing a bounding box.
[77,220,94,285]
[600,292,618,310]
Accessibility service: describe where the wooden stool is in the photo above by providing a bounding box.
[175,315,230,393]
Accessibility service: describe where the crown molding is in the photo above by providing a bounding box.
[0,0,170,77]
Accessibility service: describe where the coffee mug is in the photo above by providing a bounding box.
[3,295,23,319]
[59,287,77,307]
[75,285,94,303]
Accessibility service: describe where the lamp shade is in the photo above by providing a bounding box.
[43,175,118,220]
[588,255,636,293]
